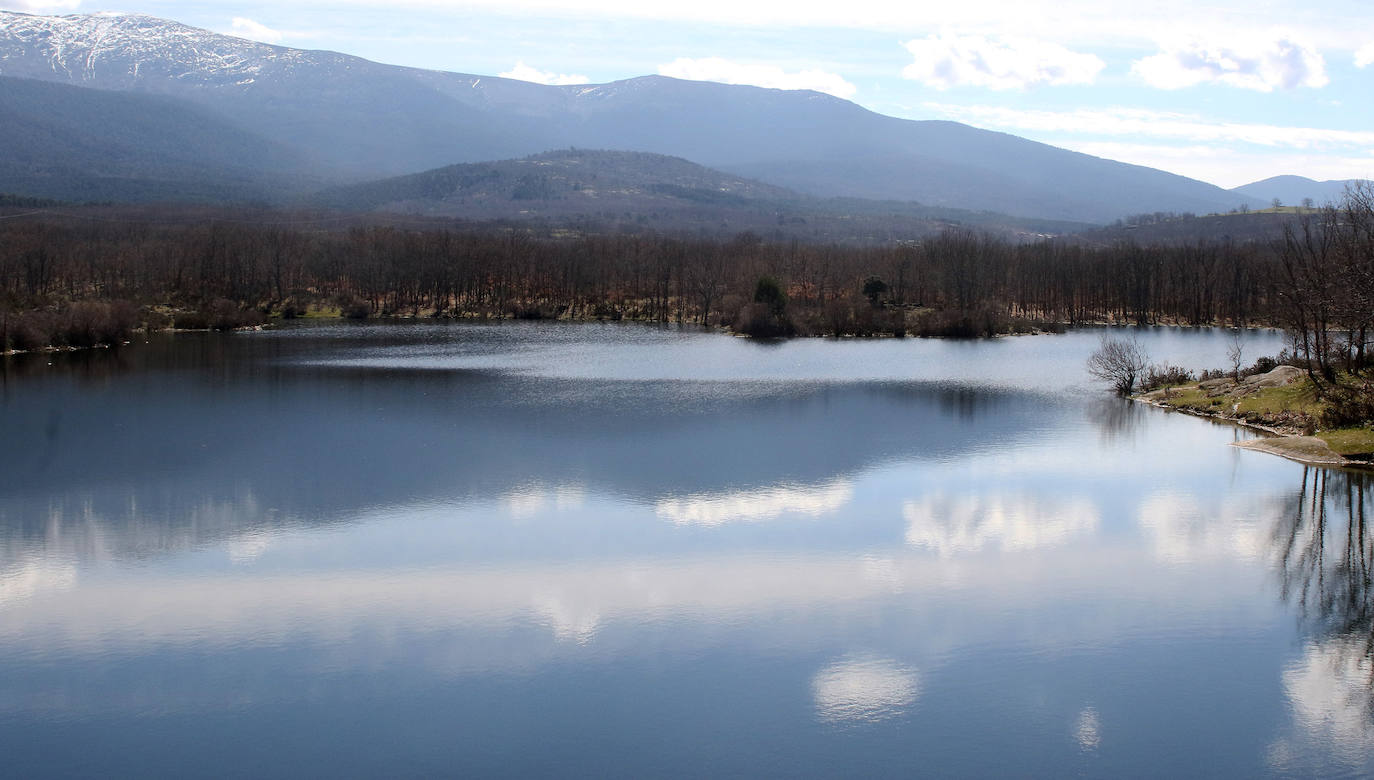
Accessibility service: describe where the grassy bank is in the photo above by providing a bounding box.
[1137,367,1374,464]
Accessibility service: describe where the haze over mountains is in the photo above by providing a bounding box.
[1230,176,1368,208]
[0,10,1274,226]
[311,148,1089,240]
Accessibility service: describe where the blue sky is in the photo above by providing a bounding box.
[6,0,1374,189]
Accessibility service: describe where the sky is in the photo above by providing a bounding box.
[4,0,1374,189]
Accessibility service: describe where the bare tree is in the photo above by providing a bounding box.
[1227,330,1244,380]
[1087,336,1150,395]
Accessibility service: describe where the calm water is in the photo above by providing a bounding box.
[2,322,1371,778]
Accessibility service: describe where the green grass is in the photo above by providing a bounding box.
[1316,428,1374,455]
[1154,376,1322,417]
[1148,372,1374,456]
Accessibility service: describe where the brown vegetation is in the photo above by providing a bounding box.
[0,207,1286,351]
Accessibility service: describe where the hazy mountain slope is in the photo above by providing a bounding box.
[0,10,1261,223]
[1231,175,1366,208]
[1070,211,1301,247]
[0,75,317,202]
[529,79,1257,222]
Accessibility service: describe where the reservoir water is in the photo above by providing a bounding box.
[2,322,1371,777]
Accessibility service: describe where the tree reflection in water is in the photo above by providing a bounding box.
[1274,467,1374,717]
[1088,396,1144,444]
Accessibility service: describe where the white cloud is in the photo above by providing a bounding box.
[921,103,1374,150]
[0,0,80,10]
[811,655,920,724]
[276,0,1374,54]
[229,17,284,44]
[1060,142,1374,188]
[1132,36,1328,92]
[902,493,1099,556]
[657,57,856,99]
[1280,637,1374,763]
[0,562,77,608]
[655,479,853,527]
[498,60,588,85]
[1357,42,1374,68]
[901,32,1104,90]
[1135,492,1272,563]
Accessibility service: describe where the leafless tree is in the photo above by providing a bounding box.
[1228,331,1244,380]
[1087,336,1150,395]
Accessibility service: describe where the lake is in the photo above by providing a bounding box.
[2,322,1371,778]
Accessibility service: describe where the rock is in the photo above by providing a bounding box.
[1241,365,1303,388]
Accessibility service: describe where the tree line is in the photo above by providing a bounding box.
[0,209,1287,350]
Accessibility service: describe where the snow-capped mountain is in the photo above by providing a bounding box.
[0,10,1262,222]
[0,11,357,89]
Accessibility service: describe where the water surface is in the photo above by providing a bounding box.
[3,323,1371,778]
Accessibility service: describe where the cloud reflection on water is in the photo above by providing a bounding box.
[903,493,1099,556]
[655,479,853,527]
[812,654,920,724]
[1277,637,1374,765]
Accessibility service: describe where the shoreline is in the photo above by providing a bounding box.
[1134,374,1372,471]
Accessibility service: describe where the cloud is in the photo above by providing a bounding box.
[1357,42,1374,68]
[918,103,1374,184]
[1132,36,1328,91]
[229,17,284,44]
[811,655,920,724]
[921,103,1374,150]
[657,57,856,98]
[1279,637,1374,763]
[901,32,1104,90]
[655,479,853,527]
[902,493,1099,556]
[271,0,1374,55]
[0,0,80,10]
[498,60,588,85]
[1067,142,1374,189]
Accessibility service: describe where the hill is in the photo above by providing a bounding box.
[0,10,1261,224]
[308,149,1091,242]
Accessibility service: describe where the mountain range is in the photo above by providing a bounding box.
[0,10,1272,225]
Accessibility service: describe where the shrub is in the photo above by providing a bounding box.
[1320,379,1374,428]
[5,311,54,351]
[342,299,371,320]
[173,309,212,330]
[59,300,139,347]
[753,277,787,315]
[911,306,1008,338]
[735,301,794,337]
[862,276,889,305]
[1142,363,1194,391]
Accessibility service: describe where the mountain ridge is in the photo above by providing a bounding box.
[0,9,1263,223]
